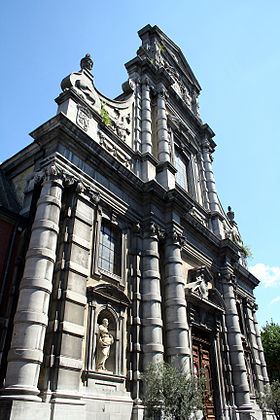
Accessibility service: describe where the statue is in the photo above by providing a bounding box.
[96,318,114,372]
[185,275,209,299]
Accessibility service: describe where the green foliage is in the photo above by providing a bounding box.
[159,44,166,53]
[261,320,280,378]
[101,101,111,126]
[142,361,206,420]
[257,380,280,419]
[241,244,253,259]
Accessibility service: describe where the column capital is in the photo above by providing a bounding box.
[201,138,211,151]
[165,226,186,248]
[156,83,168,99]
[219,270,237,289]
[34,162,63,185]
[252,303,258,313]
[143,221,164,240]
[34,163,100,204]
[141,75,151,87]
[244,297,255,310]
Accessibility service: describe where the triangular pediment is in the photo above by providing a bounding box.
[138,25,201,92]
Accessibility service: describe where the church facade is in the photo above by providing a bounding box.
[0,25,271,419]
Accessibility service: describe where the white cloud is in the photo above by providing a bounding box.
[271,296,280,304]
[249,263,280,287]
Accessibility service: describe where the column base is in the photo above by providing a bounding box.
[131,401,145,420]
[0,385,41,402]
[236,405,254,420]
[51,390,85,405]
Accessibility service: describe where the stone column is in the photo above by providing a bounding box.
[196,152,210,211]
[3,163,63,401]
[252,304,269,386]
[142,222,164,369]
[244,299,264,393]
[157,84,170,163]
[134,77,142,153]
[202,140,223,237]
[156,84,176,190]
[141,77,152,155]
[140,77,157,183]
[221,271,252,412]
[163,227,191,371]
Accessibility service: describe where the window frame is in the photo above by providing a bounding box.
[91,209,127,287]
[98,219,122,276]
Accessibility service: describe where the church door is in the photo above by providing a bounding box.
[192,336,215,419]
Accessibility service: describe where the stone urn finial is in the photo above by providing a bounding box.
[80,53,93,71]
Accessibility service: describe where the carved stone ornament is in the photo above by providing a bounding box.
[189,207,207,227]
[186,266,213,300]
[75,179,100,203]
[185,276,209,299]
[77,105,91,132]
[60,58,101,112]
[32,164,61,185]
[97,131,131,168]
[166,227,186,247]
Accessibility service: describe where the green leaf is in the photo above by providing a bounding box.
[142,360,207,419]
[101,100,112,126]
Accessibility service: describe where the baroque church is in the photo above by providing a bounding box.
[0,25,271,419]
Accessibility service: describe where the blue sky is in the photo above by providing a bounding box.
[1,1,279,327]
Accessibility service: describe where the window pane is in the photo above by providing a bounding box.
[98,221,121,276]
[175,151,188,190]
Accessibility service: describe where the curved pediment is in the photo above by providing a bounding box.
[88,283,131,307]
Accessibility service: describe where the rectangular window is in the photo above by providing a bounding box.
[98,221,121,276]
[175,151,188,190]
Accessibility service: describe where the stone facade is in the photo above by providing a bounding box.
[0,25,272,419]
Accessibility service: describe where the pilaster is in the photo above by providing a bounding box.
[50,181,98,411]
[130,223,144,417]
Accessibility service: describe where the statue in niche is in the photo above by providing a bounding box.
[96,318,114,372]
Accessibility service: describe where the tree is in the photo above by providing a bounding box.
[142,361,206,420]
[261,320,280,380]
[258,380,280,420]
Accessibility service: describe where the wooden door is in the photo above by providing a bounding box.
[192,338,215,419]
